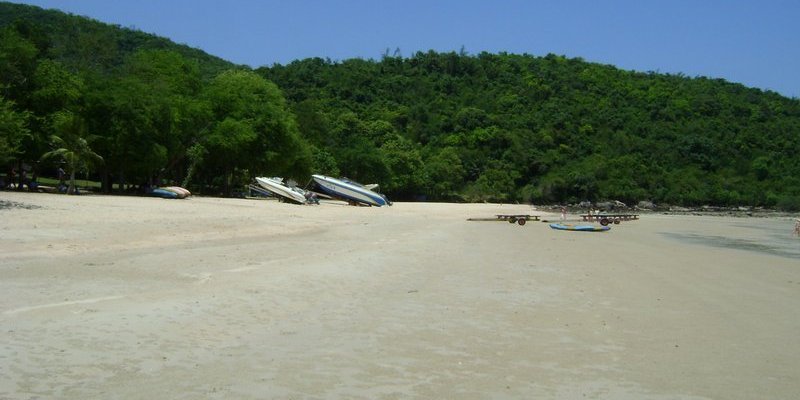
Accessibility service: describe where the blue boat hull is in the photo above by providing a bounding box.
[150,188,178,199]
[549,223,610,232]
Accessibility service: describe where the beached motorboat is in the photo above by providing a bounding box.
[549,223,610,232]
[311,175,389,207]
[340,177,391,206]
[255,177,307,204]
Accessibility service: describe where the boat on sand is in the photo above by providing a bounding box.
[311,175,389,207]
[150,188,178,199]
[163,186,191,198]
[255,177,307,204]
[549,223,610,232]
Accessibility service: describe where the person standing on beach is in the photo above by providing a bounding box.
[794,219,800,237]
[560,206,567,221]
[9,167,16,189]
[57,166,66,192]
[20,169,27,190]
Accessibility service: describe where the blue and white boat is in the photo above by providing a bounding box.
[311,175,390,207]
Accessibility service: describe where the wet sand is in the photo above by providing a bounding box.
[1,191,799,399]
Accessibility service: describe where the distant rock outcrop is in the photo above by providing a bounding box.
[637,201,656,210]
[596,200,627,211]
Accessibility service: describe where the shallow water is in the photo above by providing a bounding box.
[662,218,800,260]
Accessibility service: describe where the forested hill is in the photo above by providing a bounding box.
[258,53,800,208]
[0,2,234,79]
[2,3,799,209]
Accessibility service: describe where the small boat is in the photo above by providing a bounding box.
[255,177,307,204]
[163,186,191,198]
[549,223,610,232]
[311,175,389,207]
[150,188,178,199]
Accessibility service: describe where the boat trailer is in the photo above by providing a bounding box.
[467,214,541,226]
[580,214,639,226]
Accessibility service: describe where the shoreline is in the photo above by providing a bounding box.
[4,190,799,218]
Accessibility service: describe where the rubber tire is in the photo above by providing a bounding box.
[518,219,526,226]
[600,218,610,226]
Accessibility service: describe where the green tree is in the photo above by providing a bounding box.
[465,163,520,203]
[0,95,30,167]
[88,50,210,192]
[40,112,103,194]
[423,147,466,200]
[0,26,38,103]
[203,69,311,195]
[30,59,83,115]
[379,134,424,197]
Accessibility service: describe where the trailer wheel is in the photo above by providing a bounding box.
[508,217,517,224]
[600,218,610,226]
[518,218,526,226]
[614,220,621,224]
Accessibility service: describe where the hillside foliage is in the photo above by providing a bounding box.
[258,53,800,208]
[1,3,799,208]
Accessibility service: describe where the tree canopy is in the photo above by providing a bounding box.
[1,3,799,209]
[259,52,800,208]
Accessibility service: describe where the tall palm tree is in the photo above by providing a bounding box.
[40,112,102,194]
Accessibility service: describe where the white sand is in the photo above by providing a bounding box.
[1,191,799,399]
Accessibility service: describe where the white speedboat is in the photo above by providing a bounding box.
[311,175,389,207]
[255,177,307,204]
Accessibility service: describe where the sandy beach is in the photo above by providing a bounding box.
[1,191,799,399]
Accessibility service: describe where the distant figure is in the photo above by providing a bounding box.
[794,219,800,237]
[9,167,16,189]
[560,206,567,221]
[57,167,67,193]
[304,191,319,205]
[27,170,38,191]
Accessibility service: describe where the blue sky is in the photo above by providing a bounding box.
[9,0,800,98]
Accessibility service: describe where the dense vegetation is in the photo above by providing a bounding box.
[2,3,799,208]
